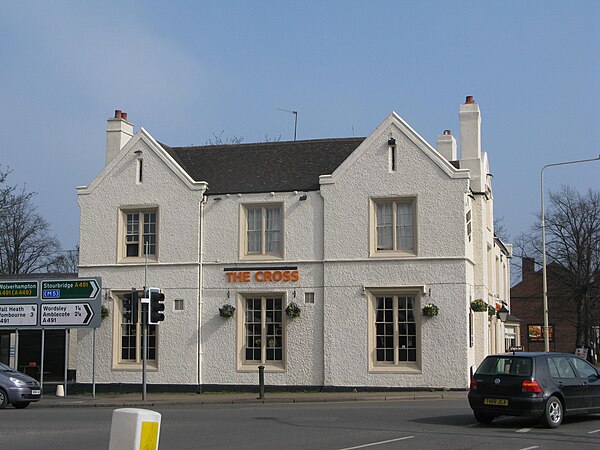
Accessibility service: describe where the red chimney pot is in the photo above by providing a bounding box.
[465,96,475,104]
[443,130,451,135]
[121,112,128,120]
[114,110,122,119]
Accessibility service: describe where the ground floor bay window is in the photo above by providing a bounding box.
[113,292,157,369]
[367,290,421,373]
[237,294,285,371]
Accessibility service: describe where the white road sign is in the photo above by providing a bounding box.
[41,303,94,326]
[0,304,38,327]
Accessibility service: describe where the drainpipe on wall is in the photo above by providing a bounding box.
[198,194,208,388]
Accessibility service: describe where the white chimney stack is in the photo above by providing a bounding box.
[459,96,481,161]
[436,129,457,161]
[106,110,133,166]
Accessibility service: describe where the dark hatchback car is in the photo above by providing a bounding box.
[469,352,600,428]
[0,362,42,409]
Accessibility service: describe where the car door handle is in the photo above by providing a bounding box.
[557,382,563,387]
[582,382,588,386]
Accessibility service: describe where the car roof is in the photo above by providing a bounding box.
[487,352,576,358]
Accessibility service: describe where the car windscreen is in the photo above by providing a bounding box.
[0,361,11,371]
[476,356,533,377]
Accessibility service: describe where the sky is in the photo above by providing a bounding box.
[1,1,599,260]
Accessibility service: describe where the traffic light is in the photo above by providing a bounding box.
[122,288,139,324]
[148,287,165,324]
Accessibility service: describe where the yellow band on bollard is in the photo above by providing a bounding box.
[140,421,159,450]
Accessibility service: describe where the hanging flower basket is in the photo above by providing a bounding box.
[219,304,236,318]
[101,305,109,319]
[470,299,487,312]
[488,305,497,317]
[422,303,439,317]
[285,302,301,318]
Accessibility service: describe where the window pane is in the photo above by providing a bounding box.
[397,296,417,363]
[265,208,281,253]
[396,202,413,250]
[376,203,393,250]
[375,296,394,363]
[247,208,262,253]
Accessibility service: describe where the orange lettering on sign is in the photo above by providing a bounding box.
[228,270,300,282]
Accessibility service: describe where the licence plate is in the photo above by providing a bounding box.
[31,389,41,395]
[484,398,508,406]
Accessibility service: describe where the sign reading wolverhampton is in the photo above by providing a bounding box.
[0,277,101,329]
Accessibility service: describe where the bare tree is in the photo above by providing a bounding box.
[0,167,62,274]
[518,186,600,346]
[48,245,79,274]
[205,131,244,145]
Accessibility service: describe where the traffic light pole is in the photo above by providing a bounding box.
[142,301,147,401]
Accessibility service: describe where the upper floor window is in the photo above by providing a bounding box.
[121,209,158,261]
[241,204,283,259]
[371,198,415,256]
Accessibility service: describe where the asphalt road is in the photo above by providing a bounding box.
[2,398,600,449]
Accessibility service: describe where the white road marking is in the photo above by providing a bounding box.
[516,428,532,433]
[588,428,600,434]
[338,436,415,450]
[519,446,539,450]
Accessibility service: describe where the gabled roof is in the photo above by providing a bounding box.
[161,138,364,195]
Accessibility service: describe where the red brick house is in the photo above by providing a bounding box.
[510,258,578,353]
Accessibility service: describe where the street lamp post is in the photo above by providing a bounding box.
[540,155,600,352]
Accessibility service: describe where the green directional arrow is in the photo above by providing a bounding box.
[41,279,100,300]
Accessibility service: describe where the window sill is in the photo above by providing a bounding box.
[117,257,158,264]
[368,364,421,374]
[237,363,286,373]
[369,251,417,259]
[239,253,284,262]
[112,363,158,371]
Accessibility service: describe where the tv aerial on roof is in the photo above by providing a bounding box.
[277,108,298,141]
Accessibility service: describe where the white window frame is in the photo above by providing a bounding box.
[111,291,158,370]
[239,204,284,260]
[367,288,422,373]
[118,207,159,263]
[236,293,286,372]
[370,197,417,257]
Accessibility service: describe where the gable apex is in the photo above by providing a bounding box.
[77,128,207,196]
[319,111,469,186]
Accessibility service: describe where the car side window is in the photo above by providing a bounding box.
[548,356,577,378]
[569,357,598,379]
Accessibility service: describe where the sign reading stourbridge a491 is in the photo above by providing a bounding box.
[0,281,38,299]
[41,279,99,300]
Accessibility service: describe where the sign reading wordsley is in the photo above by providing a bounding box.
[0,277,101,329]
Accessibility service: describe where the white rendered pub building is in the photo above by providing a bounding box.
[76,97,511,391]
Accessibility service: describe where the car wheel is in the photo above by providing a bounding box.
[0,389,8,409]
[474,411,495,424]
[542,396,563,428]
[12,402,30,409]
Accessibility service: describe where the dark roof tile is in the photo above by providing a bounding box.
[161,138,364,194]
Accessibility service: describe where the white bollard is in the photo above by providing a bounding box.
[108,408,161,450]
[55,385,64,397]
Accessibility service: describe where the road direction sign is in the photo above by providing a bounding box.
[0,281,38,299]
[41,279,99,300]
[0,276,101,329]
[0,304,38,327]
[40,303,94,327]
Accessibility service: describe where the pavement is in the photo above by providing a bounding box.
[38,389,468,408]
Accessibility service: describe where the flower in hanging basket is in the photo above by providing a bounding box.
[470,299,487,312]
[285,302,301,318]
[219,304,236,318]
[488,305,497,317]
[422,303,439,317]
[101,305,109,319]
